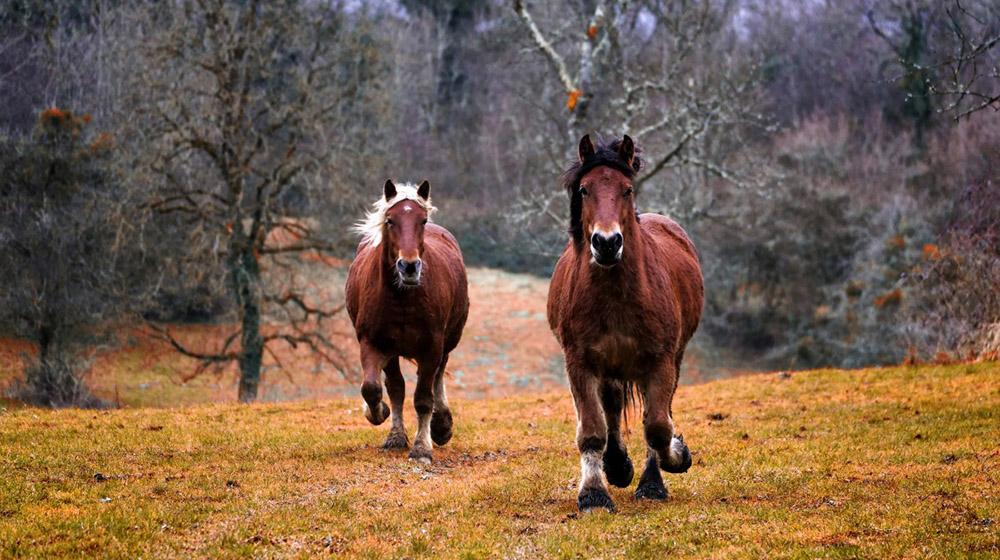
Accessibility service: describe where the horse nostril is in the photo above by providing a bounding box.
[397,259,421,276]
[591,232,622,253]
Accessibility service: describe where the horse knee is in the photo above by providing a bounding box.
[577,434,606,455]
[645,420,673,453]
[413,395,433,417]
[430,408,453,445]
[360,381,382,405]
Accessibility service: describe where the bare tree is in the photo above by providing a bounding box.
[136,0,388,402]
[930,1,1000,118]
[506,0,770,271]
[866,0,941,149]
[513,0,764,187]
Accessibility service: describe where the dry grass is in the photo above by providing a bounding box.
[2,362,998,558]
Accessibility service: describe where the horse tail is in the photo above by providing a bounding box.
[621,381,644,431]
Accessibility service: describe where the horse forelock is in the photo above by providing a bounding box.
[353,183,437,248]
[562,137,643,245]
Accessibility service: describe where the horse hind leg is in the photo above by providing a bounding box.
[430,356,453,446]
[600,379,634,488]
[381,357,409,449]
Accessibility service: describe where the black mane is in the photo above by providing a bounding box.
[561,136,642,245]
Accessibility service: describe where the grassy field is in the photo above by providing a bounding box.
[2,362,998,558]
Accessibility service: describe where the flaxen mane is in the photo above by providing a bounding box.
[353,183,437,247]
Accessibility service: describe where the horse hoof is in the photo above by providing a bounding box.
[662,435,692,474]
[381,432,409,450]
[635,480,669,501]
[430,410,453,446]
[577,487,615,513]
[408,446,433,464]
[603,455,634,488]
[364,401,390,426]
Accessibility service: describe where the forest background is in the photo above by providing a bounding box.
[1,0,998,406]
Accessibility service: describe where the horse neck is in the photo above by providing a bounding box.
[377,240,399,291]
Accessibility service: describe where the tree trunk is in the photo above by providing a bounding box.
[233,245,264,403]
[435,5,473,113]
[901,9,931,151]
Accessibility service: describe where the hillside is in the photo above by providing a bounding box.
[0,267,725,409]
[2,362,998,558]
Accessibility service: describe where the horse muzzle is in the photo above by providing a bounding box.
[395,257,422,286]
[590,231,623,267]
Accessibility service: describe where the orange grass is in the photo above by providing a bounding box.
[2,362,998,558]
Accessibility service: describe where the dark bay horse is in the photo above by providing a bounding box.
[345,180,469,463]
[547,135,704,511]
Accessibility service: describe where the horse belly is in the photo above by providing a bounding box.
[373,321,436,360]
[585,333,649,376]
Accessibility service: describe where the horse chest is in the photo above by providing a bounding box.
[365,297,441,358]
[569,295,665,373]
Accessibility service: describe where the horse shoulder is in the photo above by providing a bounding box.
[546,243,575,340]
[638,213,698,261]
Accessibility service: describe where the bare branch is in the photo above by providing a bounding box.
[512,0,577,94]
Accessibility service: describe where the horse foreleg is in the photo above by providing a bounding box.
[569,361,614,512]
[600,379,634,488]
[381,357,409,449]
[635,369,692,501]
[430,355,453,446]
[408,358,439,464]
[359,341,390,426]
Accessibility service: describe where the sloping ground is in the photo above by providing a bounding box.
[2,363,998,558]
[2,266,721,408]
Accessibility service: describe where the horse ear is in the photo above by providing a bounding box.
[384,179,396,201]
[579,134,595,163]
[618,135,635,168]
[417,180,430,201]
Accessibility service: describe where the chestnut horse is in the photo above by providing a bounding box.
[346,180,469,463]
[548,134,704,511]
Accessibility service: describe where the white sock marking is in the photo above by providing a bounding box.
[668,436,685,466]
[579,450,604,491]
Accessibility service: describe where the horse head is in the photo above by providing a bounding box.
[573,134,640,268]
[381,179,432,287]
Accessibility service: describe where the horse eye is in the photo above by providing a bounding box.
[579,187,588,197]
[385,219,393,227]
[421,219,428,225]
[625,187,634,197]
